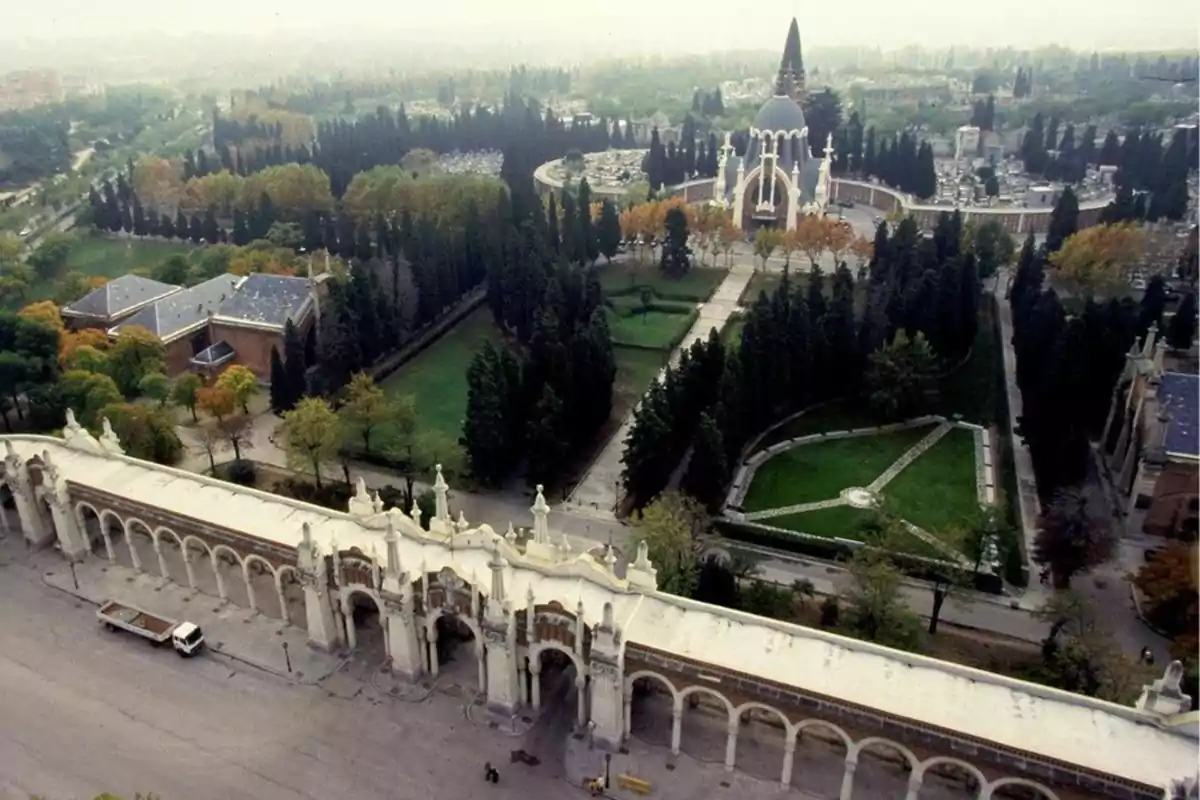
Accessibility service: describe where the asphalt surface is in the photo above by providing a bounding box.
[0,537,570,800]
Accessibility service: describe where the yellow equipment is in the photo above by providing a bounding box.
[617,774,652,795]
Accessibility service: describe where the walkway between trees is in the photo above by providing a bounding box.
[563,264,755,518]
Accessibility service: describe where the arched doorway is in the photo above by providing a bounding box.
[123,519,155,573]
[344,589,386,667]
[276,567,307,629]
[988,779,1060,800]
[523,646,583,769]
[852,738,917,798]
[918,758,986,800]
[76,505,105,556]
[626,672,676,747]
[741,167,791,232]
[732,703,791,784]
[678,686,734,764]
[791,720,852,799]
[432,612,480,690]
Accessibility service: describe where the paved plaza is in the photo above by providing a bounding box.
[0,531,971,800]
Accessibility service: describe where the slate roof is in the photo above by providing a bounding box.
[753,94,808,134]
[214,273,311,330]
[1158,372,1200,458]
[110,274,242,341]
[62,274,180,321]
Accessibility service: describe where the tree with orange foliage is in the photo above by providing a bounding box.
[18,300,64,331]
[850,235,875,270]
[794,214,831,269]
[60,328,110,366]
[779,228,801,268]
[825,220,855,268]
[196,385,236,423]
[718,219,741,267]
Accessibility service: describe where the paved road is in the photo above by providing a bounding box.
[0,535,571,800]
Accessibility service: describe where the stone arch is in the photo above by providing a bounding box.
[676,684,736,764]
[74,501,108,558]
[852,735,918,797]
[792,718,853,799]
[624,670,680,747]
[916,755,987,798]
[740,163,795,231]
[342,587,386,659]
[209,543,244,603]
[151,526,184,582]
[732,700,793,784]
[530,640,584,677]
[983,777,1061,800]
[424,605,482,691]
[122,517,155,573]
[242,554,279,618]
[275,565,306,629]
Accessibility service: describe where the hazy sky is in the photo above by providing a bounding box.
[6,0,1199,52]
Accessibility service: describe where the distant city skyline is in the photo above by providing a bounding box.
[4,0,1198,56]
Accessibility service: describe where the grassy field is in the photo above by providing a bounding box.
[598,263,726,303]
[741,425,934,511]
[885,427,980,541]
[765,505,952,560]
[740,269,869,310]
[377,307,499,440]
[606,305,696,350]
[722,317,744,350]
[612,347,667,414]
[22,235,196,304]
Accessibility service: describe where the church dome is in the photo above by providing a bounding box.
[752,94,807,134]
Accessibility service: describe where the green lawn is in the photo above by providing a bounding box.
[741,425,934,512]
[612,347,667,414]
[23,235,196,304]
[377,307,499,440]
[885,427,981,542]
[722,318,744,350]
[598,263,726,302]
[606,307,696,350]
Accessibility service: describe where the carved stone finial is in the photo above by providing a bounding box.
[371,490,384,515]
[602,601,615,631]
[560,532,572,554]
[98,417,124,454]
[505,522,517,542]
[301,522,313,550]
[433,464,450,523]
[634,540,652,570]
[3,440,16,460]
[531,485,551,544]
[455,509,469,533]
[354,477,369,500]
[384,516,397,543]
[409,494,421,521]
[604,544,617,571]
[65,408,82,432]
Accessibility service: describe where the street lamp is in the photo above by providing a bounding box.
[68,560,79,591]
[605,753,612,788]
[282,641,292,673]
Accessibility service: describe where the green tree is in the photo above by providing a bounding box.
[215,364,258,414]
[340,371,393,454]
[525,384,568,489]
[282,319,308,407]
[1167,293,1196,351]
[268,346,290,414]
[137,371,171,405]
[1033,487,1114,588]
[970,219,1013,279]
[840,545,922,651]
[462,342,514,486]
[753,227,782,272]
[376,394,465,507]
[865,330,940,421]
[60,370,123,428]
[659,206,692,278]
[152,254,191,286]
[26,232,75,281]
[597,199,622,263]
[171,372,203,422]
[279,397,341,488]
[1045,187,1080,254]
[680,412,728,511]
[107,327,166,397]
[631,491,703,596]
[99,402,182,464]
[1037,591,1150,702]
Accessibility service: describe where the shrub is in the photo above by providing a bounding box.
[226,460,258,486]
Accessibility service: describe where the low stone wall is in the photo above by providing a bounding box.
[368,287,487,384]
[725,414,942,510]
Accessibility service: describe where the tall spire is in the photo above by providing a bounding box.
[776,18,807,103]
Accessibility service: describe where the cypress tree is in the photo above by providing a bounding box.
[282,319,308,404]
[269,346,291,414]
[681,412,728,511]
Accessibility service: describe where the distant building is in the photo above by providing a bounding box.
[61,275,182,331]
[954,125,980,162]
[0,69,64,111]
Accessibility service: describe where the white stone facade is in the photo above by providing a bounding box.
[1,426,1196,799]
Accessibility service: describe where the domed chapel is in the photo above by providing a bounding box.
[714,18,834,231]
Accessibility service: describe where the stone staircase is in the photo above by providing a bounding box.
[867,423,954,492]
